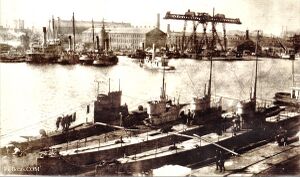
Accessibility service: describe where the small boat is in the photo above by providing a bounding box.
[93,51,118,66]
[281,52,295,60]
[274,60,300,109]
[128,49,146,59]
[274,88,300,108]
[141,44,175,71]
[78,53,94,65]
[58,50,79,65]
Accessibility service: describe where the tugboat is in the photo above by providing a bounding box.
[79,20,98,65]
[92,21,118,66]
[58,12,79,65]
[141,44,175,71]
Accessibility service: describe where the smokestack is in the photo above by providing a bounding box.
[157,13,160,29]
[52,15,55,39]
[42,27,47,46]
[246,30,249,40]
[167,24,170,33]
[68,36,72,51]
[96,36,100,51]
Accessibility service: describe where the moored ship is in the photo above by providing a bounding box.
[141,44,175,71]
[92,20,118,66]
[26,27,62,64]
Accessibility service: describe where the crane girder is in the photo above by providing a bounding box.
[164,12,242,25]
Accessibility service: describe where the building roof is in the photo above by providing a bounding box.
[82,27,156,34]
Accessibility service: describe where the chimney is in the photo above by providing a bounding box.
[96,36,100,51]
[68,36,72,51]
[157,13,160,29]
[167,24,170,33]
[42,27,47,46]
[246,30,249,40]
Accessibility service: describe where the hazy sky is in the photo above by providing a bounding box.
[1,0,299,35]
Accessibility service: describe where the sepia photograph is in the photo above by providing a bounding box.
[0,0,299,176]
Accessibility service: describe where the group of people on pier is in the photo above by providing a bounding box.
[55,113,76,131]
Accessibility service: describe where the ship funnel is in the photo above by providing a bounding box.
[68,36,72,51]
[42,27,47,46]
[96,36,100,51]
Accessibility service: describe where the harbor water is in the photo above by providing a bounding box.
[0,57,299,146]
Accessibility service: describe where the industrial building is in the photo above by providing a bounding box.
[81,14,166,51]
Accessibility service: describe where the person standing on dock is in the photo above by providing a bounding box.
[187,109,192,125]
[219,150,225,172]
[215,150,220,170]
[119,112,123,127]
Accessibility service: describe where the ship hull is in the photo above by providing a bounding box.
[274,92,300,108]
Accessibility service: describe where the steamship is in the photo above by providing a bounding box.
[142,44,175,71]
[57,13,80,65]
[26,27,62,64]
[92,22,118,66]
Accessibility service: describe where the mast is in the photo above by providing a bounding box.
[92,19,95,51]
[208,8,215,98]
[253,30,259,106]
[292,60,295,87]
[57,17,60,39]
[161,49,166,100]
[72,12,76,52]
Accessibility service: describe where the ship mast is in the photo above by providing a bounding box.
[292,60,295,87]
[252,30,259,109]
[92,19,95,51]
[161,49,166,100]
[72,12,76,52]
[207,8,215,98]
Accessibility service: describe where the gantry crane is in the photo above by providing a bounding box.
[164,9,241,56]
